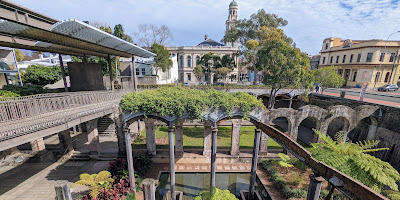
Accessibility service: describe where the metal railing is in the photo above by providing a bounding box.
[0,89,133,141]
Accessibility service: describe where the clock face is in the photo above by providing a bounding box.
[343,39,352,48]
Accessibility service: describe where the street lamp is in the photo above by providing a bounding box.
[373,31,400,90]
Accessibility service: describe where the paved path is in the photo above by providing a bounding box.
[321,91,400,107]
[323,88,400,107]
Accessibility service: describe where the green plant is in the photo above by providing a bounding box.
[22,65,64,85]
[287,172,302,186]
[383,190,400,200]
[194,187,238,200]
[74,171,114,198]
[126,193,136,200]
[2,84,56,96]
[133,155,153,177]
[120,87,266,120]
[0,90,20,98]
[308,129,400,193]
[277,153,293,173]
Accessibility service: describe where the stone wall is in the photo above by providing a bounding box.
[309,93,400,170]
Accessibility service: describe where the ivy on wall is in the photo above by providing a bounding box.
[120,87,266,119]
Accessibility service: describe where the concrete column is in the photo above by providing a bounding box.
[58,130,73,154]
[86,119,100,156]
[175,120,184,157]
[210,127,218,188]
[58,55,68,92]
[30,138,45,152]
[230,119,241,156]
[168,127,176,200]
[143,178,156,200]
[249,129,261,200]
[144,118,157,156]
[306,174,324,200]
[366,124,378,140]
[54,180,72,200]
[115,109,126,157]
[203,121,212,156]
[259,132,268,155]
[125,130,136,194]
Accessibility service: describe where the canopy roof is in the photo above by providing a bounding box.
[0,1,155,58]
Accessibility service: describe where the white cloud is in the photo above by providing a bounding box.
[8,0,400,54]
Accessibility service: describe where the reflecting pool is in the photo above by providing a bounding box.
[156,172,271,200]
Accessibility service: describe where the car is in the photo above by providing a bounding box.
[213,82,225,86]
[378,84,399,91]
[183,82,191,86]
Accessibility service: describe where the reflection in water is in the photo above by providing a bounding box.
[156,172,271,200]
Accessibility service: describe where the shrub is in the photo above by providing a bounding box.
[133,155,153,177]
[194,187,238,200]
[74,171,114,198]
[2,84,56,96]
[287,172,302,186]
[22,65,63,85]
[0,90,20,98]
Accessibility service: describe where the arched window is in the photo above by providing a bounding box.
[179,56,184,68]
[196,56,200,65]
[384,72,391,83]
[187,56,192,68]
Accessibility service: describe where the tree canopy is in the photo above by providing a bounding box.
[133,24,173,47]
[14,49,24,62]
[22,65,63,85]
[313,66,345,92]
[193,65,203,82]
[150,43,173,77]
[199,53,222,84]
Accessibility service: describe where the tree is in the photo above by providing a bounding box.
[313,66,345,93]
[220,54,236,69]
[133,24,173,47]
[199,52,221,84]
[215,67,232,83]
[309,129,400,193]
[244,40,260,85]
[193,65,203,82]
[22,65,63,85]
[14,49,24,62]
[256,27,313,109]
[150,43,173,78]
[113,24,133,42]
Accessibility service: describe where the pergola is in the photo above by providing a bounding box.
[0,0,156,91]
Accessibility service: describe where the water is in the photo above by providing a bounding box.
[156,172,271,200]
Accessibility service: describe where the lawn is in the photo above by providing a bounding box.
[132,126,282,149]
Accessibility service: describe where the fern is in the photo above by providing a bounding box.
[73,171,114,198]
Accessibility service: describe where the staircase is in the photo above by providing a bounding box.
[98,116,116,136]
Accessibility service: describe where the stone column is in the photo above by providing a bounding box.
[306,174,324,200]
[312,123,321,143]
[259,132,268,155]
[125,129,136,194]
[210,127,218,188]
[86,119,100,157]
[230,119,241,156]
[115,108,126,157]
[58,130,73,154]
[30,138,45,152]
[168,127,176,200]
[249,129,261,199]
[143,178,156,200]
[366,124,378,140]
[175,120,184,157]
[144,118,157,156]
[203,121,212,156]
[55,180,72,200]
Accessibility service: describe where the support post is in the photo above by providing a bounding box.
[58,54,68,92]
[108,55,114,90]
[86,119,100,157]
[58,130,74,154]
[125,129,136,194]
[143,178,156,200]
[175,120,184,157]
[210,126,218,188]
[230,119,241,156]
[144,118,157,156]
[168,125,176,200]
[306,173,324,200]
[203,121,212,156]
[54,180,72,200]
[259,131,268,155]
[131,56,138,91]
[30,137,45,152]
[115,108,126,157]
[249,129,261,200]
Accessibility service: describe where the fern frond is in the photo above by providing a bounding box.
[357,140,380,150]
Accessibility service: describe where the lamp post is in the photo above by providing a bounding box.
[373,31,400,90]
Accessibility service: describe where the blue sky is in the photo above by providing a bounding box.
[9,0,400,55]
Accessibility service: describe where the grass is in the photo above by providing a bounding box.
[132,126,282,149]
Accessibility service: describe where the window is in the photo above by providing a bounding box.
[350,54,354,63]
[322,57,326,64]
[342,55,346,63]
[357,54,361,62]
[366,53,373,62]
[352,71,357,82]
[141,68,146,75]
[196,56,200,64]
[187,73,191,81]
[136,68,139,75]
[336,56,339,63]
[330,56,333,64]
[179,56,184,68]
[379,53,385,62]
[385,72,391,82]
[390,53,396,62]
[325,43,328,49]
[375,72,380,82]
[187,56,192,67]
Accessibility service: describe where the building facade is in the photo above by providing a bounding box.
[319,37,400,88]
[309,54,320,70]
[166,0,239,84]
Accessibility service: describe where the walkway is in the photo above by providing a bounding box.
[319,91,400,107]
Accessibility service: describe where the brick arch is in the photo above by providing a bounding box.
[264,108,297,138]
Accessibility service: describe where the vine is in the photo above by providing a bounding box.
[120,87,266,119]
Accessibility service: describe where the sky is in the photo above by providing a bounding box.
[9,0,400,55]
